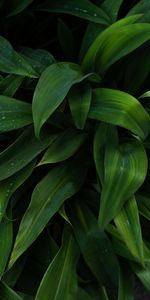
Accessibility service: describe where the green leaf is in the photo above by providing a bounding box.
[9,156,87,268]
[70,200,119,288]
[0,75,24,97]
[101,0,123,23]
[82,15,142,72]
[0,36,38,77]
[77,288,93,300]
[98,126,147,229]
[32,62,90,137]
[0,127,55,180]
[118,263,134,300]
[0,212,13,278]
[36,0,110,25]
[0,96,32,132]
[0,161,35,222]
[132,262,150,293]
[114,196,144,263]
[19,48,55,74]
[127,0,150,23]
[95,23,150,74]
[0,281,22,300]
[88,88,150,140]
[93,122,109,185]
[35,226,79,300]
[39,128,87,165]
[68,83,92,129]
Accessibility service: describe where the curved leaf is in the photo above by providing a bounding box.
[9,157,87,268]
[0,36,38,77]
[35,226,79,300]
[68,83,92,130]
[0,281,22,300]
[114,196,144,263]
[39,128,87,165]
[36,0,110,25]
[98,127,148,229]
[88,88,150,140]
[32,62,89,137]
[0,96,32,132]
[0,127,56,180]
[82,15,142,72]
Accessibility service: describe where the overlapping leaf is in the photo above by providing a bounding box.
[89,88,150,140]
[9,156,87,267]
[97,126,147,229]
[36,0,110,25]
[35,226,79,300]
[0,96,32,132]
[32,62,91,137]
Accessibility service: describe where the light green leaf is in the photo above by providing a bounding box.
[32,62,90,137]
[114,196,144,263]
[132,262,150,293]
[0,211,13,278]
[139,91,150,99]
[101,0,123,22]
[0,96,32,132]
[0,161,35,222]
[35,226,79,300]
[0,36,38,77]
[95,23,150,74]
[36,0,110,25]
[88,88,150,140]
[0,127,56,180]
[98,126,147,229]
[9,157,87,268]
[0,281,22,300]
[82,15,142,72]
[70,200,119,288]
[0,75,24,97]
[39,128,87,165]
[68,83,92,129]
[118,264,134,300]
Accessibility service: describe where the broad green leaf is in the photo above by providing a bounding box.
[98,126,147,229]
[0,161,35,222]
[19,48,55,74]
[0,75,24,97]
[118,264,133,300]
[70,200,119,288]
[35,226,79,300]
[0,36,38,77]
[0,127,56,181]
[0,281,22,300]
[101,0,123,22]
[114,196,144,263]
[58,19,77,61]
[32,62,90,137]
[9,157,87,268]
[0,96,32,132]
[36,0,110,25]
[88,88,150,140]
[0,211,13,278]
[95,23,150,74]
[68,83,92,129]
[5,0,34,16]
[39,128,87,165]
[82,15,142,72]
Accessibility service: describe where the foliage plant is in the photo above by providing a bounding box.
[0,0,150,299]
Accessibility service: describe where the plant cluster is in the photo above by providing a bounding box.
[0,0,150,299]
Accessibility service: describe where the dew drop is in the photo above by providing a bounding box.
[2,116,5,120]
[94,13,97,17]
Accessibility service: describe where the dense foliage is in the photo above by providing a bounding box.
[0,0,150,299]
